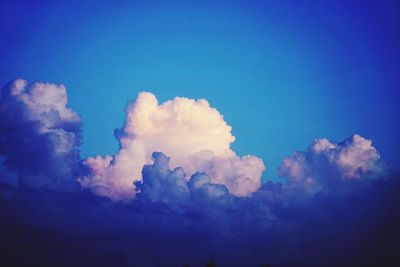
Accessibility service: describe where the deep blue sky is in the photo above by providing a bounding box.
[1,0,399,180]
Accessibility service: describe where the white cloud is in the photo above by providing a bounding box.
[80,92,265,200]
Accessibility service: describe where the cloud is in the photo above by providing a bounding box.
[2,147,398,267]
[278,134,385,195]
[1,79,399,267]
[136,152,190,205]
[135,151,232,208]
[0,79,81,192]
[188,150,265,197]
[79,92,265,200]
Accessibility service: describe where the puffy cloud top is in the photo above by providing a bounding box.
[122,92,235,160]
[278,134,385,194]
[1,79,80,132]
[80,92,265,200]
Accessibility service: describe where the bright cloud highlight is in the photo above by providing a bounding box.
[79,92,265,200]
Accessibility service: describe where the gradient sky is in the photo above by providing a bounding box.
[1,0,399,180]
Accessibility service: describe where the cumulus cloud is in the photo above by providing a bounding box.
[278,134,385,195]
[2,147,398,267]
[136,152,190,205]
[0,79,81,192]
[1,79,398,267]
[188,151,265,196]
[80,92,265,200]
[135,151,232,208]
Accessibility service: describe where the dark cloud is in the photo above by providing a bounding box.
[0,79,81,193]
[136,152,232,208]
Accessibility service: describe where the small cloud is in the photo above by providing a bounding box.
[278,134,386,196]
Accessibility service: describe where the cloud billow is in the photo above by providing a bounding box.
[0,79,398,267]
[135,151,233,209]
[278,134,386,197]
[79,91,265,200]
[0,79,81,194]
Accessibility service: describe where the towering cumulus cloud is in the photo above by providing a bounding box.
[0,79,81,194]
[79,92,265,200]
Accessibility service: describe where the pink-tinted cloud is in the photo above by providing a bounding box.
[80,92,265,200]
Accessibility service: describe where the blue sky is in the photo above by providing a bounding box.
[1,0,399,180]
